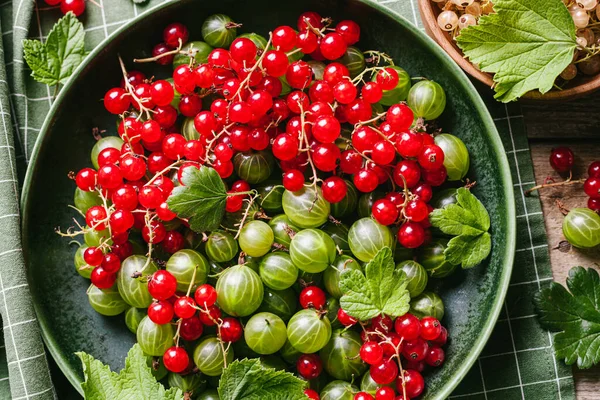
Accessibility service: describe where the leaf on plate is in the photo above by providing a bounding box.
[535,267,600,369]
[456,0,577,102]
[23,12,87,86]
[429,188,492,269]
[218,358,306,400]
[167,165,227,233]
[340,247,410,321]
[76,344,184,400]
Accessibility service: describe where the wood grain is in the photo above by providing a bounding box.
[522,90,600,139]
[530,142,600,400]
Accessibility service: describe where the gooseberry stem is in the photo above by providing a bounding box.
[525,178,585,196]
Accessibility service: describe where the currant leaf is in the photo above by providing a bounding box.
[340,247,410,321]
[167,165,227,233]
[429,188,492,269]
[535,267,600,369]
[456,0,577,102]
[23,12,87,86]
[218,358,306,400]
[76,344,184,400]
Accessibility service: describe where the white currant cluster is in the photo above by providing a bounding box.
[433,0,494,36]
[560,0,600,80]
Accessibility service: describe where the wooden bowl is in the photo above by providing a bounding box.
[418,0,600,101]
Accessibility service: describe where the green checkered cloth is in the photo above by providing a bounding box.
[0,0,578,399]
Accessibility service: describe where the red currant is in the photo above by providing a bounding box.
[425,346,445,367]
[199,305,221,326]
[60,0,85,16]
[402,337,429,361]
[370,359,398,385]
[297,354,323,380]
[162,231,185,254]
[273,134,299,161]
[180,317,204,341]
[86,206,108,230]
[584,177,600,199]
[396,131,423,158]
[141,220,167,243]
[549,147,575,173]
[219,317,243,342]
[174,296,197,319]
[163,346,190,373]
[360,341,384,365]
[230,37,258,64]
[376,68,400,90]
[320,32,347,60]
[300,286,326,309]
[83,247,103,266]
[354,168,379,192]
[75,168,97,191]
[393,160,421,189]
[298,11,323,31]
[589,161,600,178]
[195,284,218,308]
[336,20,361,45]
[334,79,357,104]
[322,176,347,204]
[372,199,399,226]
[397,369,424,398]
[273,26,298,51]
[395,314,421,340]
[375,387,395,400]
[148,300,175,325]
[148,270,178,300]
[354,393,374,400]
[90,267,115,289]
[163,23,189,48]
[152,43,175,65]
[337,308,358,326]
[104,88,130,114]
[304,389,320,400]
[286,61,313,89]
[361,82,383,104]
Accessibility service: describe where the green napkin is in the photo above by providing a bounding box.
[0,0,577,399]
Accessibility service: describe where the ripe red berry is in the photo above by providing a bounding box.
[375,387,395,400]
[163,23,189,48]
[336,20,361,45]
[402,338,429,361]
[425,346,446,367]
[398,222,426,248]
[322,176,348,204]
[313,115,341,143]
[86,206,108,231]
[584,177,600,199]
[83,247,103,266]
[286,61,313,89]
[141,220,167,244]
[195,284,218,308]
[152,43,175,65]
[298,11,323,31]
[283,169,305,192]
[297,354,323,380]
[273,134,299,161]
[90,266,115,289]
[61,0,86,16]
[174,296,197,319]
[420,316,442,340]
[395,314,421,340]
[180,317,204,341]
[354,393,374,400]
[320,32,348,60]
[372,199,399,226]
[148,270,178,300]
[75,168,97,191]
[304,389,320,400]
[393,160,421,189]
[589,161,600,178]
[230,37,258,64]
[397,369,425,398]
[405,199,429,222]
[376,68,400,90]
[549,147,575,173]
[199,305,221,326]
[370,359,398,385]
[360,341,384,365]
[354,168,379,193]
[337,308,358,326]
[162,231,185,254]
[219,317,243,342]
[104,88,130,114]
[300,286,327,309]
[273,26,298,51]
[148,300,175,325]
[163,346,190,373]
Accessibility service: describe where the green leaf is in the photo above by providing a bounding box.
[76,344,184,400]
[340,247,410,321]
[445,233,491,269]
[456,0,577,102]
[23,12,87,86]
[218,358,306,400]
[429,188,492,269]
[167,165,227,233]
[535,267,600,369]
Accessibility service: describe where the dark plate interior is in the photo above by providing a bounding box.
[21,0,515,398]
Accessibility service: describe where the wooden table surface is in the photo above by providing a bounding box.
[522,92,600,400]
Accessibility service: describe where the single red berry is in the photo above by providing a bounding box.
[405,199,429,222]
[219,317,243,342]
[402,337,429,362]
[372,141,396,166]
[75,168,97,191]
[298,11,323,31]
[361,82,383,104]
[397,369,425,398]
[83,247,104,267]
[549,147,575,173]
[152,43,175,65]
[376,68,400,90]
[425,346,445,367]
[195,284,218,308]
[380,332,402,357]
[162,231,185,254]
[148,300,175,325]
[111,185,138,211]
[109,209,134,234]
[199,305,221,326]
[273,26,297,51]
[272,134,299,161]
[421,166,448,187]
[387,104,414,132]
[360,341,384,365]
[372,199,399,226]
[372,314,394,332]
[320,32,347,60]
[286,61,313,89]
[584,177,600,199]
[337,308,358,326]
[336,20,361,45]
[163,346,190,373]
[60,0,85,16]
[354,393,374,400]
[309,81,335,103]
[174,296,197,319]
[420,317,442,340]
[104,88,130,114]
[352,126,379,152]
[418,145,445,171]
[111,242,132,261]
[180,317,204,341]
[86,206,107,231]
[163,23,189,48]
[396,131,423,158]
[313,115,341,143]
[179,95,202,117]
[262,50,290,77]
[297,354,323,380]
[589,161,600,178]
[148,270,178,300]
[141,220,167,244]
[300,286,326,309]
[208,48,231,67]
[304,389,320,400]
[138,185,165,209]
[589,197,600,211]
[213,159,234,178]
[157,202,177,221]
[398,222,426,248]
[393,160,421,189]
[230,37,258,64]
[283,169,305,192]
[322,176,348,204]
[340,150,363,174]
[375,387,395,400]
[334,79,357,104]
[354,168,379,192]
[395,314,421,340]
[120,154,147,181]
[297,30,319,53]
[370,359,398,385]
[90,267,115,289]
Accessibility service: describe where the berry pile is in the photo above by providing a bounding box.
[44,0,86,17]
[62,11,474,399]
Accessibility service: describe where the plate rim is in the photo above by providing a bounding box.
[21,0,516,397]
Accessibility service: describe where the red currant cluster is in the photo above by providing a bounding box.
[548,147,600,211]
[43,0,86,17]
[303,312,447,400]
[147,272,241,373]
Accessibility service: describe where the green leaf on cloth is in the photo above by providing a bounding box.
[456,0,577,102]
[218,358,306,400]
[429,188,492,269]
[23,12,87,86]
[340,247,410,321]
[535,267,600,369]
[167,165,227,233]
[76,344,183,399]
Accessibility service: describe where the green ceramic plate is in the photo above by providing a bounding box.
[21,0,515,398]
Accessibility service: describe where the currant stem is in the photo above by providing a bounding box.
[233,193,260,239]
[134,39,184,63]
[232,34,274,101]
[525,178,585,196]
[118,55,154,120]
